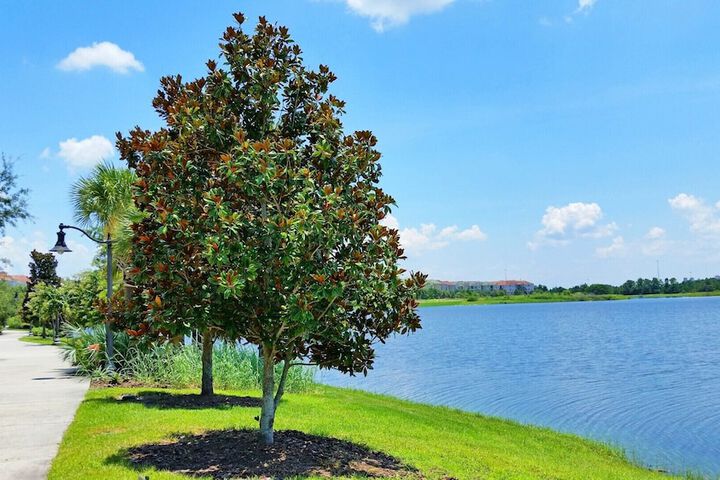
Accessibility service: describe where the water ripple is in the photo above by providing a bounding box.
[318,297,720,476]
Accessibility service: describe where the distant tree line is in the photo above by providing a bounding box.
[421,276,720,299]
[418,286,527,300]
[537,276,720,296]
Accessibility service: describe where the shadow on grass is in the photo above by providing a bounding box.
[113,391,262,410]
[108,428,418,479]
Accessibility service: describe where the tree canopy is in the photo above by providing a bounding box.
[0,154,30,235]
[21,250,61,328]
[117,12,425,444]
[27,282,68,340]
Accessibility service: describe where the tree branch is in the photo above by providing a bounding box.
[273,354,293,411]
[289,361,317,367]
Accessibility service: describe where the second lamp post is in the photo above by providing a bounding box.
[51,223,115,371]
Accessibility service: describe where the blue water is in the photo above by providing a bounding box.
[318,296,720,476]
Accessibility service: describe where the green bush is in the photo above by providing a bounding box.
[60,324,132,375]
[31,326,49,337]
[5,315,26,329]
[0,281,24,330]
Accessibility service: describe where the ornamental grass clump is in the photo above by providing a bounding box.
[61,323,315,391]
[124,342,314,392]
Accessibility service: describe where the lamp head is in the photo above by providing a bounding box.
[50,229,72,255]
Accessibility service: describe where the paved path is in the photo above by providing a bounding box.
[0,330,89,480]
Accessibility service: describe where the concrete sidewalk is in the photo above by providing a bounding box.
[0,330,89,480]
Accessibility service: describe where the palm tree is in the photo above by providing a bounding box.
[71,161,136,368]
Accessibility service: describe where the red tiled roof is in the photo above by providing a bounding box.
[0,272,29,285]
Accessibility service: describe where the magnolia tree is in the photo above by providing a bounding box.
[117,13,426,444]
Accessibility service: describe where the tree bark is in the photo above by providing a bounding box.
[201,329,214,397]
[259,349,276,445]
[274,358,291,411]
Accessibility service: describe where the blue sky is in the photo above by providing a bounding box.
[1,0,720,286]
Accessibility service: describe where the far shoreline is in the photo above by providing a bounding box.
[418,291,720,307]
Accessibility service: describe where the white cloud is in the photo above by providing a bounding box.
[596,236,625,258]
[455,225,487,241]
[669,193,701,210]
[639,226,669,256]
[380,213,400,230]
[401,224,449,251]
[645,227,666,240]
[529,202,616,249]
[345,0,455,31]
[39,147,51,159]
[563,0,598,22]
[540,202,603,235]
[577,0,598,13]
[0,232,95,278]
[581,221,618,238]
[669,193,720,236]
[57,41,144,74]
[381,213,487,253]
[0,234,42,273]
[58,135,115,170]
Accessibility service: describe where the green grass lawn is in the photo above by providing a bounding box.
[50,385,680,480]
[17,334,64,345]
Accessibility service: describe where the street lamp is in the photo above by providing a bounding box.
[51,223,115,371]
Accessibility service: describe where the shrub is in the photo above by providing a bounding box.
[60,324,132,376]
[31,326,48,337]
[6,315,25,329]
[0,281,24,330]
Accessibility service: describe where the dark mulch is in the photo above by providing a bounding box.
[91,378,148,389]
[126,429,418,479]
[117,391,262,410]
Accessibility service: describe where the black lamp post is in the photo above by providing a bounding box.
[51,223,115,371]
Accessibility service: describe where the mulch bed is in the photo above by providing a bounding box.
[117,392,262,409]
[126,429,418,479]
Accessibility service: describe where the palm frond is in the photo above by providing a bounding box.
[70,161,136,237]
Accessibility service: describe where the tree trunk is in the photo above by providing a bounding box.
[105,237,115,372]
[274,358,291,411]
[52,314,60,344]
[259,350,276,445]
[201,329,214,397]
[41,324,46,338]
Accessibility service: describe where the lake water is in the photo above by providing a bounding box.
[318,296,720,476]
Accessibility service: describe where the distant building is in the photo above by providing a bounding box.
[0,270,29,286]
[430,280,535,294]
